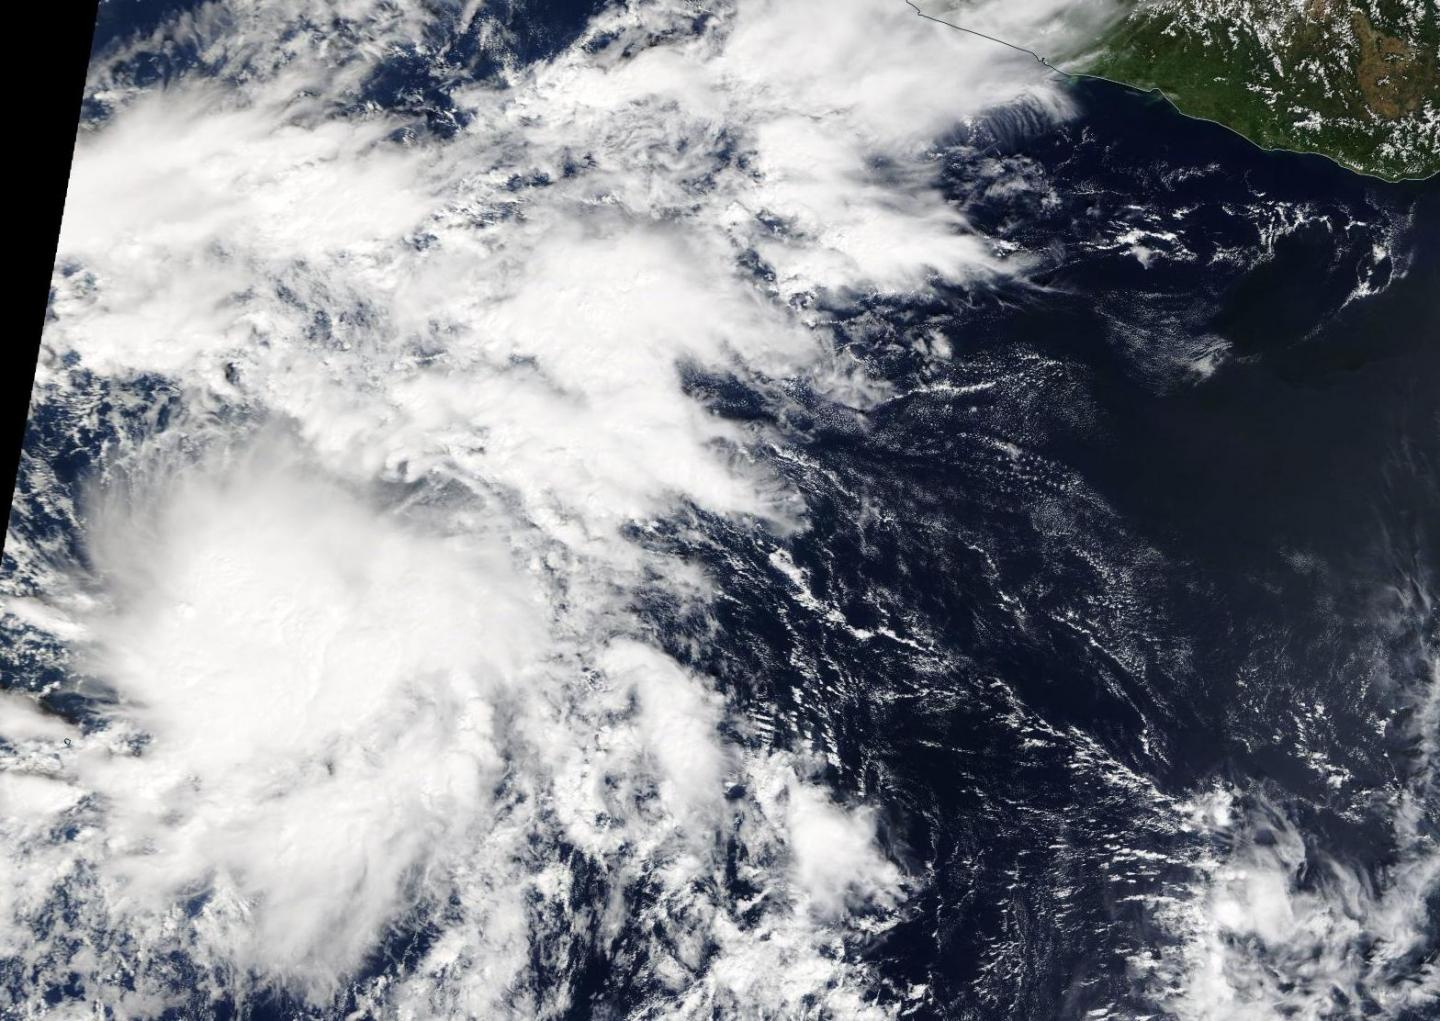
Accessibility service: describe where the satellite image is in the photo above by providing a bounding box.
[2,1,1436,1019]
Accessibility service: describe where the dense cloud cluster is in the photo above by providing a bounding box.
[2,1,1435,1018]
[4,1,1062,1014]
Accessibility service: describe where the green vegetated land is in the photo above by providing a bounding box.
[1080,0,1440,180]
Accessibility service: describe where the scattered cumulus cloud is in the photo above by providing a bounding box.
[3,0,1101,1015]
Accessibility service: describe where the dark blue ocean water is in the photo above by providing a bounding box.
[651,79,1440,1019]
[18,4,1440,1017]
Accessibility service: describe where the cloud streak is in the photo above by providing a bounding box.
[3,0,1086,1015]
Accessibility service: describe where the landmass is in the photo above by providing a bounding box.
[913,0,1440,181]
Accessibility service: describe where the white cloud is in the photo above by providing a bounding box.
[5,0,1085,1014]
[58,432,537,993]
[785,780,904,919]
[911,0,1130,63]
[1143,716,1440,1020]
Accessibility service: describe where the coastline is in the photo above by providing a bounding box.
[903,0,1440,186]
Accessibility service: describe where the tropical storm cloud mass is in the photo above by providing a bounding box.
[3,1,1437,1019]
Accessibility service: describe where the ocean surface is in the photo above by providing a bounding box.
[3,2,1437,1018]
